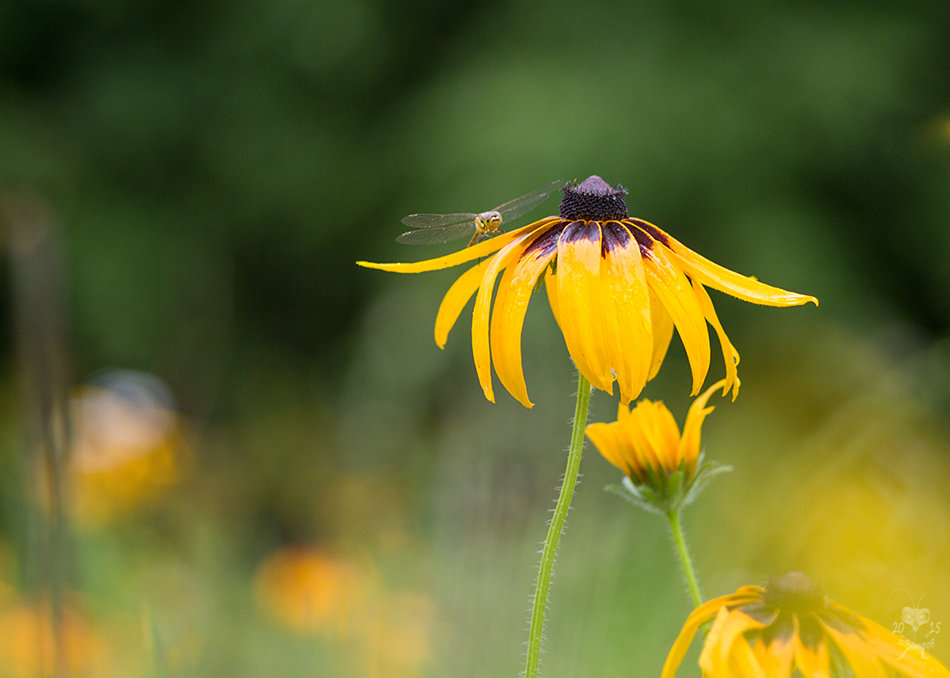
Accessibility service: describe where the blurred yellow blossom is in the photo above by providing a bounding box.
[663,572,950,678]
[254,546,374,636]
[67,370,185,525]
[0,596,108,678]
[362,591,437,678]
[253,545,436,677]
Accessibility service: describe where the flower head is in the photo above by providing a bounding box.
[358,176,817,407]
[586,378,728,513]
[663,572,950,678]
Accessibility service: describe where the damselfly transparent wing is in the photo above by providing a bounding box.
[400,212,479,229]
[493,179,564,222]
[395,217,477,245]
[395,180,563,246]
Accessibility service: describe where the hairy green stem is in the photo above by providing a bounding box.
[667,507,703,608]
[524,373,592,678]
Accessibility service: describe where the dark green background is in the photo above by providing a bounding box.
[2,0,949,675]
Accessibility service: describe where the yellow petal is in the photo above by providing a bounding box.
[615,403,657,481]
[647,290,674,381]
[754,634,795,676]
[692,279,741,400]
[434,258,494,348]
[846,610,950,678]
[697,608,733,674]
[724,637,767,678]
[662,607,715,678]
[677,378,725,472]
[471,237,530,403]
[794,620,831,678]
[639,239,711,395]
[356,218,557,274]
[553,221,614,393]
[699,608,766,678]
[630,400,680,473]
[587,413,633,476]
[823,625,887,678]
[628,218,818,308]
[489,231,559,408]
[544,267,560,326]
[623,408,658,475]
[600,222,653,404]
[662,589,762,678]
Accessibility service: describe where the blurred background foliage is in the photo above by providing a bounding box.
[0,0,949,675]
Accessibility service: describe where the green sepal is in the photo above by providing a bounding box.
[605,478,665,515]
[605,453,732,516]
[681,458,732,507]
[666,468,685,499]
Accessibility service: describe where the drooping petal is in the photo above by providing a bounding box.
[698,608,735,675]
[754,634,795,676]
[723,636,767,677]
[628,218,818,308]
[435,258,494,348]
[662,606,717,678]
[647,290,674,381]
[356,218,557,274]
[823,625,888,678]
[692,279,741,400]
[600,221,653,404]
[793,621,831,678]
[553,221,614,393]
[471,236,534,403]
[636,234,711,395]
[699,608,767,678]
[661,589,763,678]
[845,611,950,678]
[489,227,560,408]
[677,378,725,473]
[543,267,560,327]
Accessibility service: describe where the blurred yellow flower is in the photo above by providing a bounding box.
[68,371,184,525]
[254,546,436,678]
[253,546,373,636]
[361,591,436,678]
[663,572,950,678]
[358,176,816,407]
[927,114,950,144]
[0,597,107,678]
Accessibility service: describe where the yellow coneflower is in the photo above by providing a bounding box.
[663,572,950,678]
[358,176,816,407]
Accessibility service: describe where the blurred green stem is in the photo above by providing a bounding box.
[667,507,702,608]
[524,373,592,678]
[5,195,73,677]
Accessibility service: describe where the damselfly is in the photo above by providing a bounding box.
[396,180,563,246]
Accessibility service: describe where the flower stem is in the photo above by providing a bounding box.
[667,507,703,608]
[524,373,592,678]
